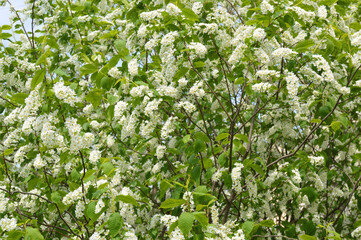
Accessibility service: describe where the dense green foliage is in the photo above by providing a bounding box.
[1,0,361,239]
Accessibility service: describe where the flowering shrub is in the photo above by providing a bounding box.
[1,0,361,239]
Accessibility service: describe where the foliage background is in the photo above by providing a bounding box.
[1,0,361,239]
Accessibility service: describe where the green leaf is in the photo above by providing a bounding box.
[250,164,264,176]
[330,121,341,131]
[80,63,98,75]
[300,187,318,203]
[4,148,14,156]
[101,162,114,175]
[1,25,12,30]
[25,227,44,240]
[85,89,103,108]
[215,133,229,141]
[160,198,186,208]
[36,49,51,65]
[11,93,29,104]
[160,180,174,200]
[295,39,314,52]
[108,213,123,237]
[234,133,249,143]
[182,134,191,143]
[101,76,113,90]
[86,201,97,219]
[327,230,341,240]
[242,221,254,235]
[84,169,97,182]
[6,230,24,240]
[54,68,67,76]
[350,22,361,31]
[299,234,317,240]
[319,0,338,5]
[178,212,195,237]
[169,220,178,234]
[31,68,46,90]
[193,61,205,68]
[114,39,128,56]
[51,192,62,204]
[194,139,206,153]
[193,212,208,227]
[181,8,199,20]
[116,195,139,206]
[259,220,274,227]
[218,152,228,167]
[0,32,12,39]
[194,131,210,142]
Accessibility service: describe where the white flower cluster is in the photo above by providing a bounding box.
[65,117,94,152]
[144,99,161,116]
[63,182,91,205]
[301,66,324,84]
[177,101,196,114]
[256,70,280,80]
[33,154,46,169]
[255,48,270,64]
[252,82,273,92]
[128,59,138,76]
[161,31,179,46]
[351,226,361,238]
[182,191,195,212]
[19,89,42,120]
[312,55,349,96]
[108,67,122,79]
[282,30,307,45]
[231,162,244,194]
[161,116,177,139]
[285,72,299,98]
[228,42,247,65]
[124,230,138,240]
[289,6,315,23]
[260,0,274,14]
[317,5,327,19]
[156,145,166,159]
[157,85,178,98]
[189,81,205,98]
[188,42,207,58]
[95,198,105,214]
[194,23,218,34]
[192,2,203,15]
[253,28,266,41]
[114,101,128,119]
[137,24,147,38]
[292,169,302,184]
[166,3,181,16]
[272,47,297,60]
[90,149,101,164]
[89,232,106,240]
[232,25,255,45]
[75,201,85,218]
[160,214,177,227]
[309,156,324,165]
[178,78,188,87]
[130,85,149,98]
[0,216,17,231]
[351,31,361,47]
[53,81,80,106]
[212,167,226,182]
[41,121,64,148]
[233,229,246,240]
[139,9,164,21]
[145,38,158,51]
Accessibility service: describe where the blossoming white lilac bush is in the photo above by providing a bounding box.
[0,0,361,239]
